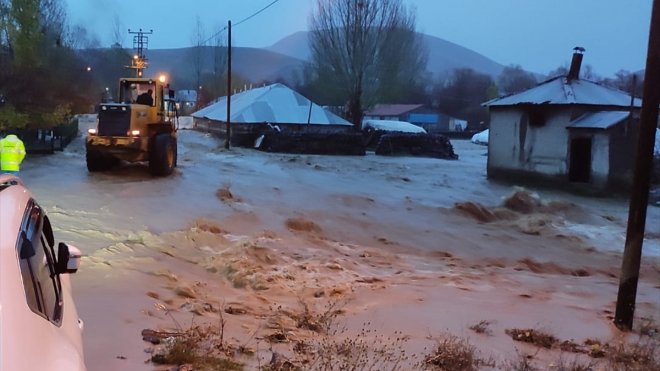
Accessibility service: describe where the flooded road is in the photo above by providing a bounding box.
[13,118,659,370]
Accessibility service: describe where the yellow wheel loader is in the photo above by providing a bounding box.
[86,76,178,176]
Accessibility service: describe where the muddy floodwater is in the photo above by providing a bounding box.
[17,119,659,370]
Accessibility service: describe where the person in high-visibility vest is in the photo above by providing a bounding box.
[0,133,26,176]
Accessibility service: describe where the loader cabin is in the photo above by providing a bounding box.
[116,77,177,118]
[120,79,157,107]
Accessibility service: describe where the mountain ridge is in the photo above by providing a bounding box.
[113,31,508,89]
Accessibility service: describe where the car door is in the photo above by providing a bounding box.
[2,201,85,371]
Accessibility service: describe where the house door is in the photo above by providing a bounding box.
[569,137,592,183]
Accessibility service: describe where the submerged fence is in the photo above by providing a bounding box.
[13,119,79,154]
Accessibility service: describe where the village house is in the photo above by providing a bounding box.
[175,90,198,114]
[363,104,466,133]
[483,48,642,192]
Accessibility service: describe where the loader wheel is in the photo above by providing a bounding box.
[173,138,178,167]
[149,134,175,176]
[86,150,115,172]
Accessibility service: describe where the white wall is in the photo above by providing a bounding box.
[590,133,610,185]
[488,108,572,177]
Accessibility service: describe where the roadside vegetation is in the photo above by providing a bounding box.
[144,301,659,371]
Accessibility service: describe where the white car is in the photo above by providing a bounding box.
[0,174,86,370]
[471,129,489,146]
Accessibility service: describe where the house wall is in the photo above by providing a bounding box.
[488,108,571,180]
[488,106,639,192]
[569,130,610,186]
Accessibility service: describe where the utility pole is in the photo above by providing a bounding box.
[614,0,660,331]
[127,28,153,77]
[225,20,232,150]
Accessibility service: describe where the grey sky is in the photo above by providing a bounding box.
[63,0,652,77]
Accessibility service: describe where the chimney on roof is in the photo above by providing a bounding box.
[567,46,586,80]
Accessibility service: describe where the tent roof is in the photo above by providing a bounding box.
[484,76,642,108]
[192,84,350,125]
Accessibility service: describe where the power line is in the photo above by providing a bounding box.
[203,0,282,45]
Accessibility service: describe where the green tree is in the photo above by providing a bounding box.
[0,0,97,129]
[8,0,42,68]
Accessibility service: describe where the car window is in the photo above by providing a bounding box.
[17,202,63,325]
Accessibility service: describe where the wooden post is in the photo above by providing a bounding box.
[614,0,660,331]
[225,20,232,150]
[306,99,313,125]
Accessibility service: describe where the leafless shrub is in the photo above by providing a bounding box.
[469,320,493,335]
[506,328,558,349]
[504,349,538,371]
[148,302,244,370]
[551,354,598,371]
[308,328,413,370]
[604,339,659,371]
[294,298,345,333]
[423,334,495,371]
[638,317,659,339]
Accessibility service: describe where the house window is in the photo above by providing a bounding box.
[528,108,546,127]
[17,203,63,325]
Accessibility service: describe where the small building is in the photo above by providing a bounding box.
[175,90,198,114]
[364,104,459,133]
[483,48,642,192]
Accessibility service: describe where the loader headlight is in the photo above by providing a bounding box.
[129,130,140,136]
[87,128,97,135]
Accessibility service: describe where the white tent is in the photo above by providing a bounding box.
[192,83,350,126]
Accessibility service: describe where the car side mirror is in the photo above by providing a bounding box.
[56,242,81,274]
[20,237,35,259]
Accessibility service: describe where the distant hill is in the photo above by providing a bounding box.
[94,31,508,90]
[267,31,506,79]
[145,46,306,87]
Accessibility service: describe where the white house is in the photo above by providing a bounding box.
[484,49,642,192]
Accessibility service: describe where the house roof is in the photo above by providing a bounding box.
[484,76,642,108]
[364,104,424,117]
[568,111,630,130]
[192,84,350,125]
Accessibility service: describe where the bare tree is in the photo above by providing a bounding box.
[599,69,644,97]
[111,13,124,48]
[63,23,99,50]
[209,25,227,98]
[189,16,206,90]
[497,65,537,96]
[39,0,66,44]
[309,0,425,127]
[434,68,493,128]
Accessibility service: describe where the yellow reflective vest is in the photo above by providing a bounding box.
[0,134,26,171]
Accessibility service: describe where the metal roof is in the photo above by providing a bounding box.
[568,111,630,130]
[364,104,425,117]
[484,77,642,108]
[192,84,350,125]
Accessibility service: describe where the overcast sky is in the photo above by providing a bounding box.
[63,0,652,77]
